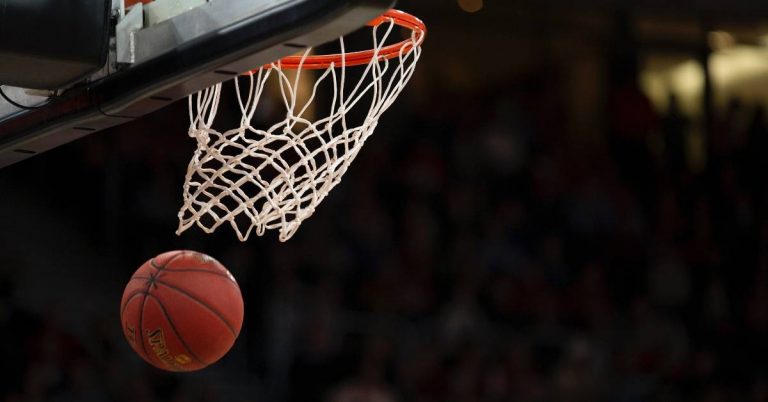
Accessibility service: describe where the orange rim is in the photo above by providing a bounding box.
[251,9,426,72]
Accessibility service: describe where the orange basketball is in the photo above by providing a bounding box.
[120,250,244,372]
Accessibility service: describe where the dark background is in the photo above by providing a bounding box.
[2,0,768,401]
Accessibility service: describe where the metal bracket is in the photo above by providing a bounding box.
[116,3,145,64]
[145,0,208,27]
[112,0,126,19]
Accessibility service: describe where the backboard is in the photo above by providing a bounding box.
[0,0,394,168]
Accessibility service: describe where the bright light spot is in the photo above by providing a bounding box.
[458,0,483,13]
[641,60,704,116]
[641,45,768,117]
[710,46,768,89]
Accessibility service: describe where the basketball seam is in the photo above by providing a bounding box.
[152,278,239,337]
[149,251,189,272]
[138,287,151,362]
[121,291,148,316]
[157,268,239,287]
[145,293,209,369]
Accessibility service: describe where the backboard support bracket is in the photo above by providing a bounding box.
[0,0,395,168]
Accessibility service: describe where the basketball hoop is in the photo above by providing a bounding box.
[177,9,426,242]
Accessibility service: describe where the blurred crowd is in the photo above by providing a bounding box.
[2,50,768,402]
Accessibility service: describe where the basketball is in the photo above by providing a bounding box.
[120,250,244,372]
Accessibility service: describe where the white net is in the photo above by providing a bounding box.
[177,14,424,241]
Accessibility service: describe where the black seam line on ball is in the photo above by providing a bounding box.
[149,251,189,272]
[138,286,151,360]
[152,278,238,337]
[121,291,148,316]
[156,267,239,287]
[145,292,209,367]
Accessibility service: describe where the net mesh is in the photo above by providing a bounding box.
[177,17,423,241]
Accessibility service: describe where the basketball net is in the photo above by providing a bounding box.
[177,10,425,241]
